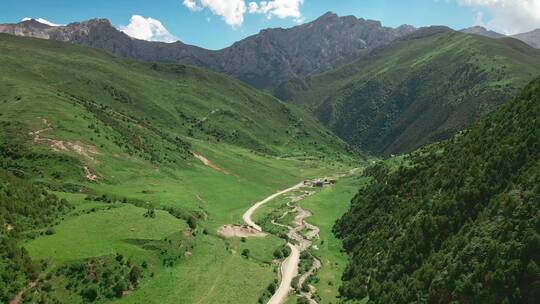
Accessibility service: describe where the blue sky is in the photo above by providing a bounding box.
[1,0,539,50]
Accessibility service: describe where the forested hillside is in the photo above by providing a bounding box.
[278,28,540,155]
[334,76,540,303]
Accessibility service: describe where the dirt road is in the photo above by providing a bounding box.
[242,181,322,304]
[268,243,300,304]
[242,182,305,231]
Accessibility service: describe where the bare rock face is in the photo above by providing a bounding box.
[0,19,52,39]
[0,12,415,89]
[218,12,415,88]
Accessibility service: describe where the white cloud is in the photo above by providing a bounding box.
[248,0,304,20]
[183,0,246,27]
[21,17,64,27]
[456,0,540,34]
[183,0,304,27]
[183,0,201,11]
[119,15,177,43]
[473,11,485,27]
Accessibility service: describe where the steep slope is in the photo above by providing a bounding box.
[278,28,540,155]
[512,29,540,49]
[0,13,415,89]
[334,76,540,303]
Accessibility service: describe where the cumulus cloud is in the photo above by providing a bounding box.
[183,0,304,27]
[119,15,177,43]
[473,11,486,27]
[456,0,540,34]
[21,17,64,27]
[248,0,304,20]
[183,0,246,27]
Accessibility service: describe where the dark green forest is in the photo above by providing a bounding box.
[334,76,540,303]
[279,29,540,155]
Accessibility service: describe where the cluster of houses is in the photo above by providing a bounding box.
[304,177,336,187]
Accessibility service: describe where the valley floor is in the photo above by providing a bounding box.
[19,144,363,303]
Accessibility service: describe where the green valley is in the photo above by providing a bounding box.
[1,6,540,304]
[0,33,356,304]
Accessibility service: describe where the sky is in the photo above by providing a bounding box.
[1,0,540,50]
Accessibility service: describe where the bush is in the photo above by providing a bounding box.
[112,282,126,298]
[81,287,98,302]
[129,266,141,285]
[267,282,277,294]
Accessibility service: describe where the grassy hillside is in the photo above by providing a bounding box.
[334,76,540,303]
[0,33,348,160]
[0,34,356,303]
[277,28,540,155]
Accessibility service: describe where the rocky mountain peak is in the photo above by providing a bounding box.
[20,18,50,27]
[74,18,112,27]
[460,26,505,38]
[317,11,339,21]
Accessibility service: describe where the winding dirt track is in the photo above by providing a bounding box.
[268,243,300,304]
[243,181,320,304]
[242,182,305,232]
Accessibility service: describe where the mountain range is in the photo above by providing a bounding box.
[0,12,415,89]
[2,14,540,157]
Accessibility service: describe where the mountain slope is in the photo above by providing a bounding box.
[334,75,540,303]
[0,13,415,89]
[0,34,355,303]
[512,29,540,49]
[0,168,70,302]
[0,33,348,161]
[460,26,540,49]
[277,28,540,155]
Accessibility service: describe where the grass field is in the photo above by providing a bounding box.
[21,153,352,303]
